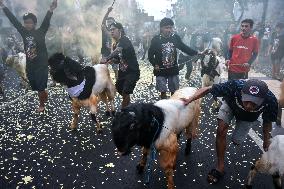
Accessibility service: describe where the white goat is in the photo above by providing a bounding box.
[245,134,284,189]
[5,52,29,88]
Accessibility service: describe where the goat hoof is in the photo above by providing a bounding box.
[244,185,252,189]
[105,111,111,117]
[136,164,145,174]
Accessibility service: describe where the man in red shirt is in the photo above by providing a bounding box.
[227,19,259,80]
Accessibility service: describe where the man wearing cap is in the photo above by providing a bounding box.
[148,17,198,99]
[182,79,278,184]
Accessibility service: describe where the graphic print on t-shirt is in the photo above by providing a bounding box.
[25,36,37,60]
[161,42,175,68]
[118,51,128,72]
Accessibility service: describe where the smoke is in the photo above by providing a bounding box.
[5,0,133,62]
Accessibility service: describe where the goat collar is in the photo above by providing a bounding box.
[66,79,86,98]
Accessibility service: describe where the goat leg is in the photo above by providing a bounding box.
[91,114,102,133]
[159,135,178,189]
[272,173,282,189]
[70,102,81,130]
[136,147,149,174]
[185,138,192,156]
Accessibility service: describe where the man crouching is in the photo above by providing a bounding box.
[182,79,278,184]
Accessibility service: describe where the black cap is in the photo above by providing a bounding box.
[23,12,37,24]
[110,22,123,30]
[241,79,268,106]
[160,17,174,28]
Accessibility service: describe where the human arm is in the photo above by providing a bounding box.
[104,46,122,63]
[247,52,258,65]
[0,0,25,33]
[262,94,278,151]
[148,37,159,69]
[182,80,237,105]
[182,86,212,105]
[262,122,272,152]
[101,7,113,31]
[175,34,198,56]
[40,0,57,34]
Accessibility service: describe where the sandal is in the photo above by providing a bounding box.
[207,168,224,184]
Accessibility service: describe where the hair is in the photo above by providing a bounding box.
[23,12,37,24]
[160,17,174,28]
[110,22,125,36]
[241,19,254,28]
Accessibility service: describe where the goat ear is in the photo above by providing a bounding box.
[64,67,78,81]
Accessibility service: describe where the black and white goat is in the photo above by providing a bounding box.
[111,87,201,189]
[200,48,225,87]
[48,53,116,132]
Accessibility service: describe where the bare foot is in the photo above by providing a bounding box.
[36,106,45,113]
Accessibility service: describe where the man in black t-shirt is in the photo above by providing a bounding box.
[148,18,198,99]
[101,22,140,109]
[0,0,57,112]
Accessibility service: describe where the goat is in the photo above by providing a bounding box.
[48,53,116,132]
[111,87,201,189]
[5,52,29,88]
[245,135,284,189]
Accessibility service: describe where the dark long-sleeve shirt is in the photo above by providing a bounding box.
[148,34,198,76]
[3,7,52,73]
[210,80,278,123]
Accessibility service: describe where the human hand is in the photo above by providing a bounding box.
[50,0,57,12]
[100,58,107,64]
[225,60,230,68]
[243,63,250,68]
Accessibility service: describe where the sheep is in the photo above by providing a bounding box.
[48,53,116,132]
[111,87,201,189]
